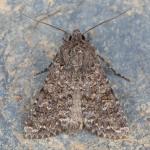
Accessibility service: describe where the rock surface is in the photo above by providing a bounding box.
[0,0,150,149]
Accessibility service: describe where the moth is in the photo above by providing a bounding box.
[24,9,130,139]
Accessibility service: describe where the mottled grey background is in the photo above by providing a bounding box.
[0,0,150,149]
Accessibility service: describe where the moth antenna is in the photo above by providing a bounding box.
[83,8,131,34]
[23,13,68,34]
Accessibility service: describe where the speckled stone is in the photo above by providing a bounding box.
[0,0,150,149]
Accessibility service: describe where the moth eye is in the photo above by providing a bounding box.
[82,35,85,40]
[69,36,72,41]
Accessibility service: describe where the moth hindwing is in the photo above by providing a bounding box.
[24,29,129,139]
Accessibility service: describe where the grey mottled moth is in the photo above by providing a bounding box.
[24,9,130,139]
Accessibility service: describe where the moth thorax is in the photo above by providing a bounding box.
[70,50,83,71]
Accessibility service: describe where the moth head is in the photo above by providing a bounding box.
[68,29,85,42]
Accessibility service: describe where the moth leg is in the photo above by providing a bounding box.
[34,62,55,76]
[34,68,49,76]
[34,49,62,76]
[98,55,130,82]
[108,66,130,82]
